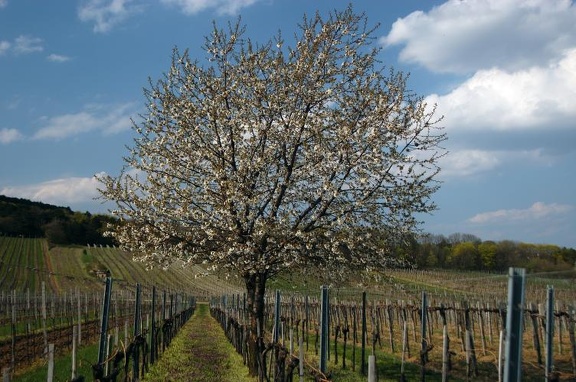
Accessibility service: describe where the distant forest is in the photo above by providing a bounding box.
[403,232,576,274]
[1,195,574,274]
[0,195,116,246]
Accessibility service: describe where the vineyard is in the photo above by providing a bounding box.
[0,236,242,296]
[211,269,576,381]
[0,236,242,380]
[1,236,576,381]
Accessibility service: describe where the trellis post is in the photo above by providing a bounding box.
[545,285,555,380]
[319,285,329,374]
[133,283,142,381]
[98,277,113,366]
[503,267,526,382]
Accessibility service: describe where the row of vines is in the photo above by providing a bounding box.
[213,274,576,381]
[0,236,244,380]
[0,280,195,381]
[0,237,51,292]
[0,236,243,297]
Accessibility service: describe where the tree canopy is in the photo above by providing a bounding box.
[99,9,447,375]
[99,7,446,280]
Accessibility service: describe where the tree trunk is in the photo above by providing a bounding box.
[245,271,268,380]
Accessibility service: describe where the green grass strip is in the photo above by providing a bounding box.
[14,342,99,381]
[143,303,256,382]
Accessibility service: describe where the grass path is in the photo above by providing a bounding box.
[143,302,256,382]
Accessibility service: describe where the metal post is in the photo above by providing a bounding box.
[503,267,526,382]
[98,277,113,366]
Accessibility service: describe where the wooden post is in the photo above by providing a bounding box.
[71,326,77,381]
[567,305,576,376]
[105,334,113,376]
[498,330,504,382]
[367,355,376,382]
[464,303,478,377]
[319,286,329,374]
[10,290,16,373]
[556,301,563,355]
[2,367,10,382]
[133,283,142,382]
[305,295,309,351]
[545,285,555,381]
[401,321,408,382]
[442,325,449,382]
[299,335,304,382]
[77,287,82,346]
[42,282,48,358]
[477,302,487,356]
[161,290,166,352]
[47,343,55,382]
[403,304,411,358]
[124,320,129,346]
[151,286,157,364]
[421,291,428,382]
[352,304,357,372]
[361,291,367,375]
[290,328,294,354]
[530,302,542,365]
[342,304,348,369]
[387,303,395,353]
[170,293,174,320]
[273,290,281,344]
[487,302,494,345]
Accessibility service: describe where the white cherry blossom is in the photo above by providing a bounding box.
[98,6,446,377]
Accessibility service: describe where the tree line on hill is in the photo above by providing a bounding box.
[403,232,576,274]
[1,195,574,274]
[0,195,116,246]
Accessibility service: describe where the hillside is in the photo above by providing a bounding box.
[0,194,116,246]
[0,236,242,296]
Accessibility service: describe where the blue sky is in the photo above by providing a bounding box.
[1,0,575,248]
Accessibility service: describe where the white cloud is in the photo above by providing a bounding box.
[426,48,576,132]
[438,148,561,179]
[13,35,43,54]
[161,0,260,16]
[33,103,136,140]
[382,0,576,74]
[0,174,106,207]
[1,36,45,56]
[0,128,23,144]
[0,41,9,55]
[78,0,142,33]
[439,149,500,178]
[0,0,7,8]
[468,202,574,224]
[47,53,71,62]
